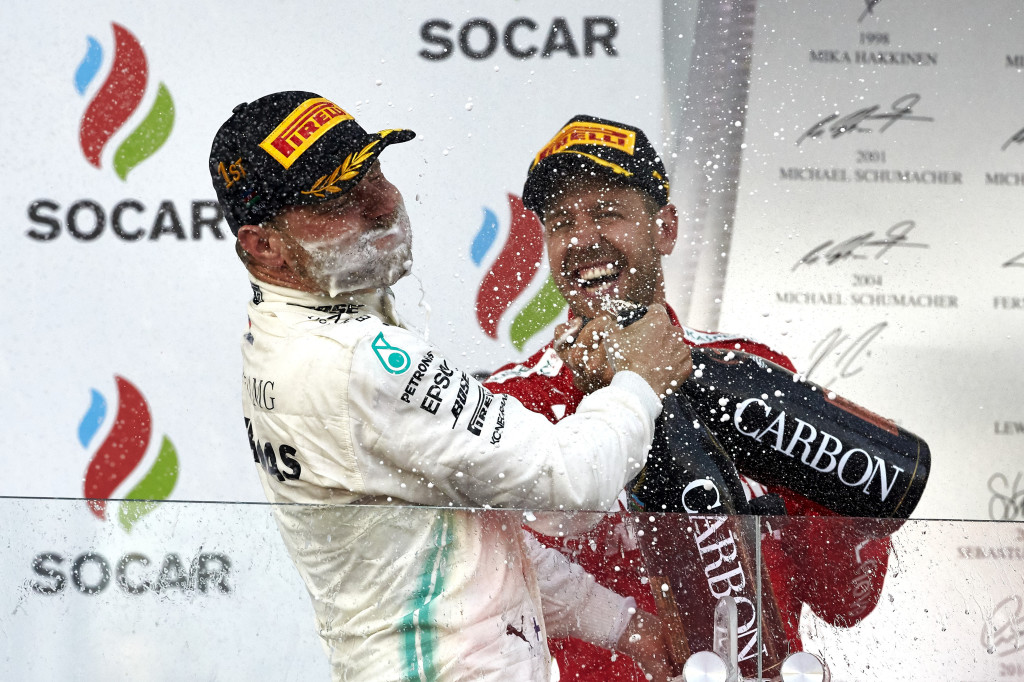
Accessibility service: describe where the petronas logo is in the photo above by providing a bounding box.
[372,332,411,374]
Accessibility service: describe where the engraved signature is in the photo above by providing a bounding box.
[805,322,887,387]
[982,595,1024,658]
[859,0,884,23]
[989,472,1024,522]
[1004,252,1024,268]
[793,220,928,271]
[1002,125,1024,152]
[797,94,933,145]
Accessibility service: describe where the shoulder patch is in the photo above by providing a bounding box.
[372,332,411,374]
[486,347,564,384]
[682,325,792,369]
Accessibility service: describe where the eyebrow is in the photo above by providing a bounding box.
[548,197,626,216]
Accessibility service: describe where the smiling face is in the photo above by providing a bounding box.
[540,176,678,321]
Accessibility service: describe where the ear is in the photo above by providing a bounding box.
[237,224,289,268]
[653,203,678,256]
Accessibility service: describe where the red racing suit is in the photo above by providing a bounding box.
[484,308,891,680]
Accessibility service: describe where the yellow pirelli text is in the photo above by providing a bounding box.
[532,122,637,167]
[259,98,353,169]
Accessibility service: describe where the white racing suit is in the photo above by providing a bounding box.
[241,278,662,681]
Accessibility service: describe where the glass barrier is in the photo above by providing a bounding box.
[0,497,328,680]
[1,497,1021,681]
[776,516,1024,682]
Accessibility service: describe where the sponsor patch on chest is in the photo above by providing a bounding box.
[486,348,564,384]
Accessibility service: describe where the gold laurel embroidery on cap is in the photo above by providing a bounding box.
[302,139,382,199]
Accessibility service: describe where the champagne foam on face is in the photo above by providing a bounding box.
[296,204,413,297]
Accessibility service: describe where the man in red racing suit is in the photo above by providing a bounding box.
[484,114,892,680]
[485,312,891,679]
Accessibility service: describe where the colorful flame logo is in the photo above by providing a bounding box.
[80,376,179,532]
[473,194,567,350]
[75,23,174,180]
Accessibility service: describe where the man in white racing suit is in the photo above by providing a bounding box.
[209,91,691,681]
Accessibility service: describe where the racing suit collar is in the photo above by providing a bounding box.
[248,276,402,326]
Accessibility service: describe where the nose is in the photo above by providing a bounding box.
[355,173,400,221]
[567,213,603,249]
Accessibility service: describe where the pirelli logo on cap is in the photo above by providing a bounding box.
[532,122,637,168]
[259,98,353,169]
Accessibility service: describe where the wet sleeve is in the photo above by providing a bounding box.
[775,493,895,627]
[347,324,661,511]
[522,530,636,648]
[782,521,891,627]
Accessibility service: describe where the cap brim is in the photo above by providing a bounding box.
[289,128,416,209]
[522,152,635,216]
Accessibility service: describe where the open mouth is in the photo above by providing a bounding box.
[573,261,623,296]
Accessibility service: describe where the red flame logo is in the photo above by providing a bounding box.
[475,194,545,338]
[83,376,151,519]
[79,24,148,169]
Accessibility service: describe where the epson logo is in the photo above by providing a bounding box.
[419,17,618,61]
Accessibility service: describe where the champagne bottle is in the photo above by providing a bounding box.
[599,300,930,519]
[594,301,750,515]
[681,346,930,519]
[628,393,752,515]
[595,303,791,677]
[625,397,793,678]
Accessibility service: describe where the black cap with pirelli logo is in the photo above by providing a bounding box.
[209,91,415,235]
[522,115,670,217]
